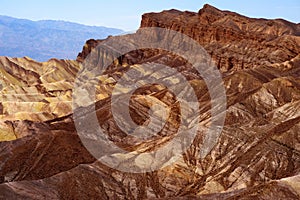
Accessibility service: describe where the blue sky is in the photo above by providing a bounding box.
[0,0,299,31]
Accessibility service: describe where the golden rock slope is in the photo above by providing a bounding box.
[0,57,79,140]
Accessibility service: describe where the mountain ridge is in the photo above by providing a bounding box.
[0,15,124,61]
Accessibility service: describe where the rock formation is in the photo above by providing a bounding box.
[0,4,300,199]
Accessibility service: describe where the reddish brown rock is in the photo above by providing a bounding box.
[77,39,104,62]
[141,4,300,72]
[0,4,300,200]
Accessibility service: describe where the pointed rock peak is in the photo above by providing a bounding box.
[167,8,182,13]
[202,4,220,11]
[198,4,225,23]
[198,4,224,16]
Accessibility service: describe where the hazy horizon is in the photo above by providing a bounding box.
[0,14,125,31]
[0,0,299,31]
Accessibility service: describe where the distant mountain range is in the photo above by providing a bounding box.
[0,15,124,61]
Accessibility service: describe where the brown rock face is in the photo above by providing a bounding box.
[77,39,104,62]
[140,4,300,72]
[1,4,300,199]
[78,4,300,72]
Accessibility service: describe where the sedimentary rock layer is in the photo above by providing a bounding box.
[0,4,299,199]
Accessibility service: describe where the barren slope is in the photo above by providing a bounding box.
[0,4,299,199]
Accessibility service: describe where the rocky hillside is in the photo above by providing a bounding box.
[0,4,300,199]
[0,56,80,140]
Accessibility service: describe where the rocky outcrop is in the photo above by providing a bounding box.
[78,4,300,72]
[141,4,300,72]
[76,39,104,62]
[0,4,300,199]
